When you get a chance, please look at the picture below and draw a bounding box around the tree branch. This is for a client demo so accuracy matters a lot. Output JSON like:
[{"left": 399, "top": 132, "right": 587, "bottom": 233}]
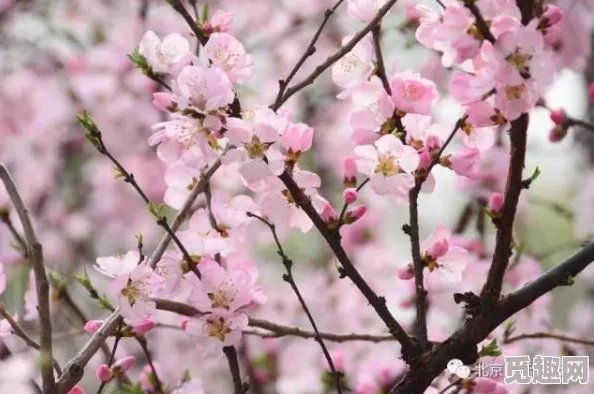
[
  {"left": 371, "top": 25, "right": 391, "bottom": 94},
  {"left": 223, "top": 346, "right": 247, "bottom": 394},
  {"left": 0, "top": 164, "right": 55, "bottom": 393},
  {"left": 480, "top": 114, "right": 528, "bottom": 306},
  {"left": 273, "top": 0, "right": 346, "bottom": 109},
  {"left": 505, "top": 332, "right": 594, "bottom": 347}
]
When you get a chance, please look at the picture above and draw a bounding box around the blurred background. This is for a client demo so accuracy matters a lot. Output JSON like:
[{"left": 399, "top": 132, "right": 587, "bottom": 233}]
[{"left": 1, "top": 0, "right": 594, "bottom": 393}]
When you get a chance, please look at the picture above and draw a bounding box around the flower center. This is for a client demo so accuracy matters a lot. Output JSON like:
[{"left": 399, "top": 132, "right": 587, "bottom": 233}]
[
  {"left": 402, "top": 84, "right": 422, "bottom": 102},
  {"left": 208, "top": 284, "right": 237, "bottom": 310},
  {"left": 505, "top": 85, "right": 525, "bottom": 100},
  {"left": 374, "top": 155, "right": 400, "bottom": 176},
  {"left": 245, "top": 135, "right": 266, "bottom": 159},
  {"left": 121, "top": 279, "right": 149, "bottom": 304},
  {"left": 205, "top": 316, "right": 232, "bottom": 342}
]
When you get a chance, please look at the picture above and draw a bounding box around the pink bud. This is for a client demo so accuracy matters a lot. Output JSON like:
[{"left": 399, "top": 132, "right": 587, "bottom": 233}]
[
  {"left": 181, "top": 319, "right": 189, "bottom": 330},
  {"left": 140, "top": 363, "right": 162, "bottom": 390},
  {"left": 322, "top": 203, "right": 337, "bottom": 223},
  {"left": 152, "top": 92, "right": 175, "bottom": 112},
  {"left": 345, "top": 205, "right": 367, "bottom": 224},
  {"left": 202, "top": 22, "right": 214, "bottom": 35},
  {"left": 473, "top": 377, "right": 498, "bottom": 393},
  {"left": 96, "top": 364, "right": 113, "bottom": 383},
  {"left": 418, "top": 150, "right": 432, "bottom": 171},
  {"left": 541, "top": 5, "right": 563, "bottom": 25},
  {"left": 254, "top": 368, "right": 269, "bottom": 383},
  {"left": 426, "top": 239, "right": 449, "bottom": 259},
  {"left": 84, "top": 320, "right": 104, "bottom": 334},
  {"left": 549, "top": 109, "right": 566, "bottom": 125},
  {"left": 321, "top": 349, "right": 346, "bottom": 372},
  {"left": 343, "top": 188, "right": 358, "bottom": 204},
  {"left": 488, "top": 192, "right": 504, "bottom": 213},
  {"left": 112, "top": 356, "right": 136, "bottom": 375},
  {"left": 132, "top": 319, "right": 155, "bottom": 335},
  {"left": 343, "top": 157, "right": 358, "bottom": 187},
  {"left": 68, "top": 386, "right": 86, "bottom": 394},
  {"left": 589, "top": 83, "right": 594, "bottom": 103},
  {"left": 397, "top": 264, "right": 415, "bottom": 280},
  {"left": 548, "top": 125, "right": 567, "bottom": 142}
]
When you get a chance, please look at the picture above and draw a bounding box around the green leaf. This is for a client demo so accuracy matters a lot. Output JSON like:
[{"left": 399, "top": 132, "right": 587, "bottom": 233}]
[
  {"left": 503, "top": 320, "right": 515, "bottom": 342},
  {"left": 127, "top": 48, "right": 150, "bottom": 73},
  {"left": 479, "top": 339, "right": 502, "bottom": 357},
  {"left": 201, "top": 3, "right": 210, "bottom": 23},
  {"left": 148, "top": 202, "right": 165, "bottom": 219},
  {"left": 98, "top": 294, "right": 115, "bottom": 311},
  {"left": 74, "top": 270, "right": 92, "bottom": 292},
  {"left": 76, "top": 111, "right": 102, "bottom": 149},
  {"left": 120, "top": 382, "right": 144, "bottom": 394}
]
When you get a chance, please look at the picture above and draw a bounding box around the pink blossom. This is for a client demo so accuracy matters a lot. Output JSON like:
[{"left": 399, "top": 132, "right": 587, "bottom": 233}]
[
  {"left": 347, "top": 0, "right": 387, "bottom": 22},
  {"left": 321, "top": 348, "right": 347, "bottom": 372},
  {"left": 343, "top": 188, "right": 358, "bottom": 204},
  {"left": 397, "top": 264, "right": 415, "bottom": 280},
  {"left": 492, "top": 383, "right": 509, "bottom": 394},
  {"left": 94, "top": 250, "right": 140, "bottom": 278},
  {"left": 446, "top": 147, "right": 481, "bottom": 178},
  {"left": 209, "top": 10, "right": 233, "bottom": 33},
  {"left": 259, "top": 169, "right": 322, "bottom": 232},
  {"left": 176, "top": 64, "right": 235, "bottom": 111},
  {"left": 589, "top": 83, "right": 594, "bottom": 102},
  {"left": 420, "top": 225, "right": 469, "bottom": 282},
  {"left": 154, "top": 251, "right": 185, "bottom": 296},
  {"left": 494, "top": 77, "right": 539, "bottom": 121},
  {"left": 205, "top": 33, "right": 255, "bottom": 83},
  {"left": 150, "top": 115, "right": 220, "bottom": 158},
  {"left": 282, "top": 122, "right": 314, "bottom": 161},
  {"left": 344, "top": 205, "right": 367, "bottom": 224},
  {"left": 332, "top": 36, "right": 375, "bottom": 96},
  {"left": 139, "top": 31, "right": 190, "bottom": 74},
  {"left": 131, "top": 319, "right": 156, "bottom": 335},
  {"left": 83, "top": 320, "right": 104, "bottom": 334},
  {"left": 96, "top": 364, "right": 113, "bottom": 383},
  {"left": 349, "top": 81, "right": 395, "bottom": 145},
  {"left": 110, "top": 263, "right": 163, "bottom": 324},
  {"left": 321, "top": 202, "right": 338, "bottom": 224},
  {"left": 188, "top": 259, "right": 252, "bottom": 313},
  {"left": 185, "top": 312, "right": 248, "bottom": 355},
  {"left": 389, "top": 71, "right": 438, "bottom": 115},
  {"left": 354, "top": 134, "right": 420, "bottom": 203}
]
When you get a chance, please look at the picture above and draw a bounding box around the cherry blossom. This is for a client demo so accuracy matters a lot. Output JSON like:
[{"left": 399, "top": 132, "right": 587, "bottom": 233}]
[
  {"left": 205, "top": 33, "right": 255, "bottom": 83},
  {"left": 420, "top": 225, "right": 469, "bottom": 282},
  {"left": 354, "top": 134, "right": 420, "bottom": 202},
  {"left": 389, "top": 70, "right": 438, "bottom": 115},
  {"left": 184, "top": 312, "right": 249, "bottom": 355},
  {"left": 139, "top": 31, "right": 190, "bottom": 74}
]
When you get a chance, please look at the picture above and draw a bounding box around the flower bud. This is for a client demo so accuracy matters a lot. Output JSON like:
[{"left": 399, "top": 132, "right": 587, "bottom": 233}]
[
  {"left": 132, "top": 319, "right": 155, "bottom": 335},
  {"left": 541, "top": 5, "right": 563, "bottom": 26},
  {"left": 488, "top": 192, "right": 504, "bottom": 214},
  {"left": 84, "top": 320, "right": 104, "bottom": 334},
  {"left": 112, "top": 356, "right": 136, "bottom": 376},
  {"left": 549, "top": 109, "right": 566, "bottom": 125},
  {"left": 548, "top": 124, "right": 567, "bottom": 142},
  {"left": 343, "top": 188, "right": 358, "bottom": 204},
  {"left": 343, "top": 157, "right": 357, "bottom": 188},
  {"left": 397, "top": 264, "right": 415, "bottom": 280},
  {"left": 321, "top": 203, "right": 337, "bottom": 224},
  {"left": 589, "top": 82, "right": 594, "bottom": 103},
  {"left": 343, "top": 205, "right": 367, "bottom": 225},
  {"left": 68, "top": 386, "right": 86, "bottom": 394},
  {"left": 152, "top": 92, "right": 176, "bottom": 112},
  {"left": 96, "top": 364, "right": 113, "bottom": 383}
]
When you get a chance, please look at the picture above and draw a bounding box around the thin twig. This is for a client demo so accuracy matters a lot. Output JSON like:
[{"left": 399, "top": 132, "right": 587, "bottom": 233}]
[
  {"left": 464, "top": 1, "right": 496, "bottom": 43},
  {"left": 96, "top": 325, "right": 122, "bottom": 394},
  {"left": 167, "top": 0, "right": 208, "bottom": 45},
  {"left": 0, "top": 211, "right": 28, "bottom": 255},
  {"left": 272, "top": 0, "right": 399, "bottom": 110},
  {"left": 505, "top": 332, "right": 594, "bottom": 347},
  {"left": 246, "top": 212, "right": 343, "bottom": 393},
  {"left": 0, "top": 165, "right": 55, "bottom": 392},
  {"left": 273, "top": 0, "right": 346, "bottom": 108}
]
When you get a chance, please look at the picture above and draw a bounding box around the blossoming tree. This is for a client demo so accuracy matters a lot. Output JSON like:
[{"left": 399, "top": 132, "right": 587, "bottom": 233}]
[{"left": 1, "top": 0, "right": 594, "bottom": 393}]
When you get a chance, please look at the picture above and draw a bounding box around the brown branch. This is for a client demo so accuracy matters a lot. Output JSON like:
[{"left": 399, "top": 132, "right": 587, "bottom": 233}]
[
  {"left": 480, "top": 114, "right": 528, "bottom": 306},
  {"left": 505, "top": 332, "right": 594, "bottom": 347},
  {"left": 272, "top": 0, "right": 399, "bottom": 110},
  {"left": 273, "top": 0, "right": 346, "bottom": 108},
  {"left": 136, "top": 337, "right": 165, "bottom": 394},
  {"left": 0, "top": 164, "right": 55, "bottom": 392},
  {"left": 276, "top": 171, "right": 419, "bottom": 362},
  {"left": 463, "top": 1, "right": 496, "bottom": 43},
  {"left": 167, "top": 0, "right": 208, "bottom": 46}
]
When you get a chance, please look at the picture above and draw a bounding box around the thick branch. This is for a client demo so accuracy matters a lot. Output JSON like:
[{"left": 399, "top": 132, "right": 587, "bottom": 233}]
[
  {"left": 223, "top": 346, "right": 247, "bottom": 394},
  {"left": 0, "top": 165, "right": 55, "bottom": 393}
]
